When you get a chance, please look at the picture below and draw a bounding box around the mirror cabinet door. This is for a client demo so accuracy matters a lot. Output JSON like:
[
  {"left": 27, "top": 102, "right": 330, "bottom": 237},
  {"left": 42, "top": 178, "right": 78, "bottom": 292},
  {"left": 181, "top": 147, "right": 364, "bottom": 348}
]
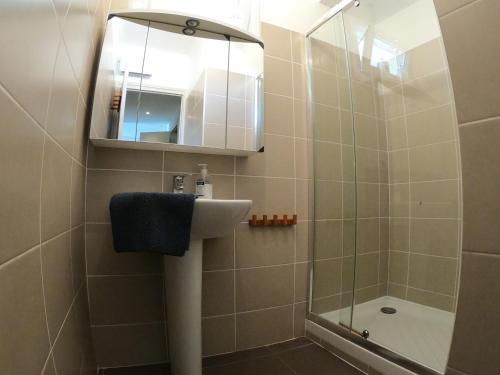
[
  {"left": 90, "top": 16, "right": 264, "bottom": 153},
  {"left": 91, "top": 17, "right": 149, "bottom": 140},
  {"left": 227, "top": 38, "right": 264, "bottom": 151}
]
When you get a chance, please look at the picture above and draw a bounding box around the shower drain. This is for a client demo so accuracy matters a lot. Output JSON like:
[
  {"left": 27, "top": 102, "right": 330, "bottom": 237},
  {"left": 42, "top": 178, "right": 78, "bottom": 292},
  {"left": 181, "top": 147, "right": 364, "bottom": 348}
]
[{"left": 381, "top": 307, "right": 397, "bottom": 314}]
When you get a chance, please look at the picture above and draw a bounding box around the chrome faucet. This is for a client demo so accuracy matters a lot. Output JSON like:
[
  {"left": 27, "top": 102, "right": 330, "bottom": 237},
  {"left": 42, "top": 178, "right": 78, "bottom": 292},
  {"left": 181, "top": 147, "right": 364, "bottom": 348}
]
[{"left": 173, "top": 175, "right": 186, "bottom": 193}]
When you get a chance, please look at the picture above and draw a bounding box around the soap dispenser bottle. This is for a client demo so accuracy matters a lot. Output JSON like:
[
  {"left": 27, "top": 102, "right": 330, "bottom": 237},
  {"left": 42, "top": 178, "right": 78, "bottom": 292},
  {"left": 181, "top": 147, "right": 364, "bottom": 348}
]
[{"left": 195, "top": 164, "right": 213, "bottom": 199}]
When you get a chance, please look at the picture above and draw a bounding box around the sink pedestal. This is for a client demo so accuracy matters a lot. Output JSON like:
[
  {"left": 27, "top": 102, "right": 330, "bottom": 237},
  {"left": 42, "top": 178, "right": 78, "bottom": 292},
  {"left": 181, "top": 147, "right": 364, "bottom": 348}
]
[{"left": 164, "top": 239, "right": 203, "bottom": 375}]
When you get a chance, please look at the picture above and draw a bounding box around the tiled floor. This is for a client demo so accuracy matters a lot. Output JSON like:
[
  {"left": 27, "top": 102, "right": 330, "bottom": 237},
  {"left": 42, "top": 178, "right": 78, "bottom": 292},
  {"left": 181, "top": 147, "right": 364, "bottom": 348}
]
[
  {"left": 321, "top": 296, "right": 454, "bottom": 373},
  {"left": 99, "top": 337, "right": 365, "bottom": 375}
]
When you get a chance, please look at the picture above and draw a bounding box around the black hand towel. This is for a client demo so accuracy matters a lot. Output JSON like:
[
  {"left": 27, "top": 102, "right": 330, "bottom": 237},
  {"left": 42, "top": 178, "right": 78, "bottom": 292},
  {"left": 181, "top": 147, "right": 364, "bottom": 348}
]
[{"left": 109, "top": 192, "right": 196, "bottom": 256}]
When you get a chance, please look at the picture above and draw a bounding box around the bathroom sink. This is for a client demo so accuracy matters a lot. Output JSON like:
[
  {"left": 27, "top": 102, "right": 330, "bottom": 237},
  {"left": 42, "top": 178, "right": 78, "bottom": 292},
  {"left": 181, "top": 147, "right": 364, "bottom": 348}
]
[
  {"left": 191, "top": 199, "right": 252, "bottom": 240},
  {"left": 164, "top": 199, "right": 252, "bottom": 375}
]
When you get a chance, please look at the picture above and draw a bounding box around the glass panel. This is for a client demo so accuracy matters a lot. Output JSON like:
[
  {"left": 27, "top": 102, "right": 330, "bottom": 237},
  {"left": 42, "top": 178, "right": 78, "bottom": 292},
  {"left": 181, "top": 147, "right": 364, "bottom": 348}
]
[
  {"left": 90, "top": 17, "right": 148, "bottom": 139},
  {"left": 343, "top": 0, "right": 461, "bottom": 373},
  {"left": 136, "top": 22, "right": 229, "bottom": 147},
  {"left": 227, "top": 37, "right": 264, "bottom": 151},
  {"left": 308, "top": 12, "right": 357, "bottom": 331}
]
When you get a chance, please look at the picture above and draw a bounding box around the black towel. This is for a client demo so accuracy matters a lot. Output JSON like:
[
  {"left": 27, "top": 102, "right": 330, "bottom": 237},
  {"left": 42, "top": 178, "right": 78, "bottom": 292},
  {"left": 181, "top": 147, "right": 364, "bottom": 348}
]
[{"left": 109, "top": 192, "right": 196, "bottom": 256}]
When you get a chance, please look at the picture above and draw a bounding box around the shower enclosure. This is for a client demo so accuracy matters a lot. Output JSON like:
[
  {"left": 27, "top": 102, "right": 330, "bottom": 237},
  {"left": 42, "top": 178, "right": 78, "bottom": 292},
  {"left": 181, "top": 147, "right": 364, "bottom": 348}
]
[{"left": 306, "top": 0, "right": 462, "bottom": 373}]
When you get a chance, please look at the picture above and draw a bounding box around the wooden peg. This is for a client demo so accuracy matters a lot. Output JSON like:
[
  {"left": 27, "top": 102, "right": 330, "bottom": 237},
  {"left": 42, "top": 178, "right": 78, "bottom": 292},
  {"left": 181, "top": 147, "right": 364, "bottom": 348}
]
[{"left": 263, "top": 215, "right": 268, "bottom": 225}]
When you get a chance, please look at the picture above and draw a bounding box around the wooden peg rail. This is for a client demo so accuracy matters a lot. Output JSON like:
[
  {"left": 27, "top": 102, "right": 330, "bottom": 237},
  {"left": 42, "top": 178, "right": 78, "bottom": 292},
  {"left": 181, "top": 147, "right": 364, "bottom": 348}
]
[{"left": 249, "top": 214, "right": 297, "bottom": 227}]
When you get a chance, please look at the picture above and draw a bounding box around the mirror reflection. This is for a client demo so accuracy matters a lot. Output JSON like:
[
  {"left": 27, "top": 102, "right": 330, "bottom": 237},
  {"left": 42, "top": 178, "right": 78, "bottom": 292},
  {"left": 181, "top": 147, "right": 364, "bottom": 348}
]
[{"left": 91, "top": 16, "right": 264, "bottom": 153}]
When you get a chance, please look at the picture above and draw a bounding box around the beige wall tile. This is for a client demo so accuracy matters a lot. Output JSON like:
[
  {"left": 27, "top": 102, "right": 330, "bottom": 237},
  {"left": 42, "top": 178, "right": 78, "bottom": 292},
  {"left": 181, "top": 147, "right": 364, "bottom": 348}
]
[
  {"left": 41, "top": 138, "right": 72, "bottom": 241},
  {"left": 70, "top": 226, "right": 86, "bottom": 292},
  {"left": 314, "top": 104, "right": 341, "bottom": 143},
  {"left": 460, "top": 119, "right": 500, "bottom": 254},
  {"left": 42, "top": 232, "right": 74, "bottom": 342},
  {"left": 439, "top": 0, "right": 500, "bottom": 123},
  {"left": 390, "top": 218, "right": 409, "bottom": 251},
  {"left": 410, "top": 180, "right": 459, "bottom": 218},
  {"left": 379, "top": 252, "right": 389, "bottom": 283},
  {"left": 409, "top": 141, "right": 458, "bottom": 182},
  {"left": 88, "top": 275, "right": 163, "bottom": 325},
  {"left": 356, "top": 219, "right": 380, "bottom": 253},
  {"left": 86, "top": 170, "right": 162, "bottom": 222},
  {"left": 383, "top": 85, "right": 405, "bottom": 119},
  {"left": 355, "top": 285, "right": 379, "bottom": 304},
  {"left": 386, "top": 117, "right": 407, "bottom": 151},
  {"left": 311, "top": 295, "right": 341, "bottom": 314},
  {"left": 264, "top": 56, "right": 293, "bottom": 96},
  {"left": 0, "top": 89, "right": 44, "bottom": 263},
  {"left": 406, "top": 104, "right": 455, "bottom": 147},
  {"left": 236, "top": 134, "right": 294, "bottom": 177},
  {"left": 236, "top": 176, "right": 295, "bottom": 220},
  {"left": 387, "top": 283, "right": 406, "bottom": 299},
  {"left": 264, "top": 93, "right": 294, "bottom": 136},
  {"left": 314, "top": 141, "right": 342, "bottom": 181},
  {"left": 295, "top": 262, "right": 309, "bottom": 303},
  {"left": 408, "top": 254, "right": 456, "bottom": 295},
  {"left": 388, "top": 252, "right": 408, "bottom": 285},
  {"left": 293, "top": 63, "right": 306, "bottom": 100},
  {"left": 46, "top": 44, "right": 79, "bottom": 154},
  {"left": 410, "top": 219, "right": 459, "bottom": 257},
  {"left": 294, "top": 99, "right": 308, "bottom": 139},
  {"left": 296, "top": 179, "right": 312, "bottom": 221},
  {"left": 72, "top": 97, "right": 87, "bottom": 164},
  {"left": 314, "top": 220, "right": 342, "bottom": 260},
  {"left": 357, "top": 183, "right": 380, "bottom": 219},
  {"left": 342, "top": 145, "right": 355, "bottom": 182},
  {"left": 389, "top": 183, "right": 409, "bottom": 217},
  {"left": 403, "top": 70, "right": 452, "bottom": 114},
  {"left": 295, "top": 221, "right": 312, "bottom": 262},
  {"left": 402, "top": 38, "right": 446, "bottom": 81},
  {"left": 88, "top": 146, "right": 163, "bottom": 171},
  {"left": 433, "top": 0, "right": 477, "bottom": 16},
  {"left": 202, "top": 315, "right": 235, "bottom": 356},
  {"left": 341, "top": 110, "right": 354, "bottom": 145},
  {"left": 356, "top": 147, "right": 379, "bottom": 183},
  {"left": 163, "top": 152, "right": 234, "bottom": 174},
  {"left": 355, "top": 253, "right": 380, "bottom": 289},
  {"left": 92, "top": 323, "right": 167, "bottom": 368},
  {"left": 448, "top": 252, "right": 500, "bottom": 374},
  {"left": 354, "top": 113, "right": 379, "bottom": 149},
  {"left": 71, "top": 161, "right": 85, "bottom": 228},
  {"left": 236, "top": 265, "right": 294, "bottom": 312},
  {"left": 294, "top": 302, "right": 307, "bottom": 336},
  {"left": 203, "top": 233, "right": 235, "bottom": 271},
  {"left": 235, "top": 305, "right": 293, "bottom": 350},
  {"left": 41, "top": 356, "right": 57, "bottom": 375},
  {"left": 389, "top": 150, "right": 409, "bottom": 183},
  {"left": 0, "top": 0, "right": 59, "bottom": 124},
  {"left": 261, "top": 23, "right": 291, "bottom": 61},
  {"left": 291, "top": 32, "right": 305, "bottom": 65},
  {"left": 0, "top": 248, "right": 50, "bottom": 375},
  {"left": 295, "top": 138, "right": 309, "bottom": 179},
  {"left": 203, "top": 270, "right": 235, "bottom": 317},
  {"left": 310, "top": 38, "right": 336, "bottom": 74},
  {"left": 352, "top": 81, "right": 375, "bottom": 117},
  {"left": 313, "top": 259, "right": 342, "bottom": 298},
  {"left": 86, "top": 223, "right": 162, "bottom": 275},
  {"left": 407, "top": 287, "right": 454, "bottom": 311},
  {"left": 314, "top": 180, "right": 342, "bottom": 220},
  {"left": 311, "top": 69, "right": 338, "bottom": 107},
  {"left": 53, "top": 287, "right": 94, "bottom": 375},
  {"left": 236, "top": 224, "right": 294, "bottom": 268}
]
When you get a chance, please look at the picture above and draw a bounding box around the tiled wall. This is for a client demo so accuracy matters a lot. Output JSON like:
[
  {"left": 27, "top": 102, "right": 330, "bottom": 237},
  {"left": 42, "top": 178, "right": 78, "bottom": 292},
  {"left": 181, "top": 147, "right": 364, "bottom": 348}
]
[
  {"left": 379, "top": 37, "right": 462, "bottom": 312},
  {"left": 85, "top": 22, "right": 311, "bottom": 367},
  {"left": 433, "top": 0, "right": 500, "bottom": 373},
  {"left": 309, "top": 33, "right": 389, "bottom": 313},
  {"left": 0, "top": 0, "right": 108, "bottom": 374}
]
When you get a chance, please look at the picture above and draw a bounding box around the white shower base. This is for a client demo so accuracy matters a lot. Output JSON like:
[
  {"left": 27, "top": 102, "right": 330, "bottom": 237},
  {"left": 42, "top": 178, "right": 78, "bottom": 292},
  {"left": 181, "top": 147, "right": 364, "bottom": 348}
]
[{"left": 319, "top": 296, "right": 454, "bottom": 373}]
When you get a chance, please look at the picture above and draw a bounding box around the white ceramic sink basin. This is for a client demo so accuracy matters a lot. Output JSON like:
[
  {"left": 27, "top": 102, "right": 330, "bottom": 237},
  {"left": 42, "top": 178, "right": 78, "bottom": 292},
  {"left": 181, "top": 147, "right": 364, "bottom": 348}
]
[
  {"left": 191, "top": 199, "right": 252, "bottom": 240},
  {"left": 164, "top": 199, "right": 252, "bottom": 375}
]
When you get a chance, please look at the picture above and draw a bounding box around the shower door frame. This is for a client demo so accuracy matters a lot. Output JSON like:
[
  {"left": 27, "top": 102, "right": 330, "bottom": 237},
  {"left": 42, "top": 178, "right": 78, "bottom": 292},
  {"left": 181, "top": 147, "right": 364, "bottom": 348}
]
[{"left": 305, "top": 2, "right": 442, "bottom": 374}]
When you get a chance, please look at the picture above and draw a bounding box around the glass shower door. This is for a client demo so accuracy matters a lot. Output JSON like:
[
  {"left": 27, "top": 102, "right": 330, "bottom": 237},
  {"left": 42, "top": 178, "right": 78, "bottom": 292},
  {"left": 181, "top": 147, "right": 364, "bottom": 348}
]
[
  {"left": 343, "top": 0, "right": 462, "bottom": 372},
  {"left": 308, "top": 10, "right": 356, "bottom": 331}
]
